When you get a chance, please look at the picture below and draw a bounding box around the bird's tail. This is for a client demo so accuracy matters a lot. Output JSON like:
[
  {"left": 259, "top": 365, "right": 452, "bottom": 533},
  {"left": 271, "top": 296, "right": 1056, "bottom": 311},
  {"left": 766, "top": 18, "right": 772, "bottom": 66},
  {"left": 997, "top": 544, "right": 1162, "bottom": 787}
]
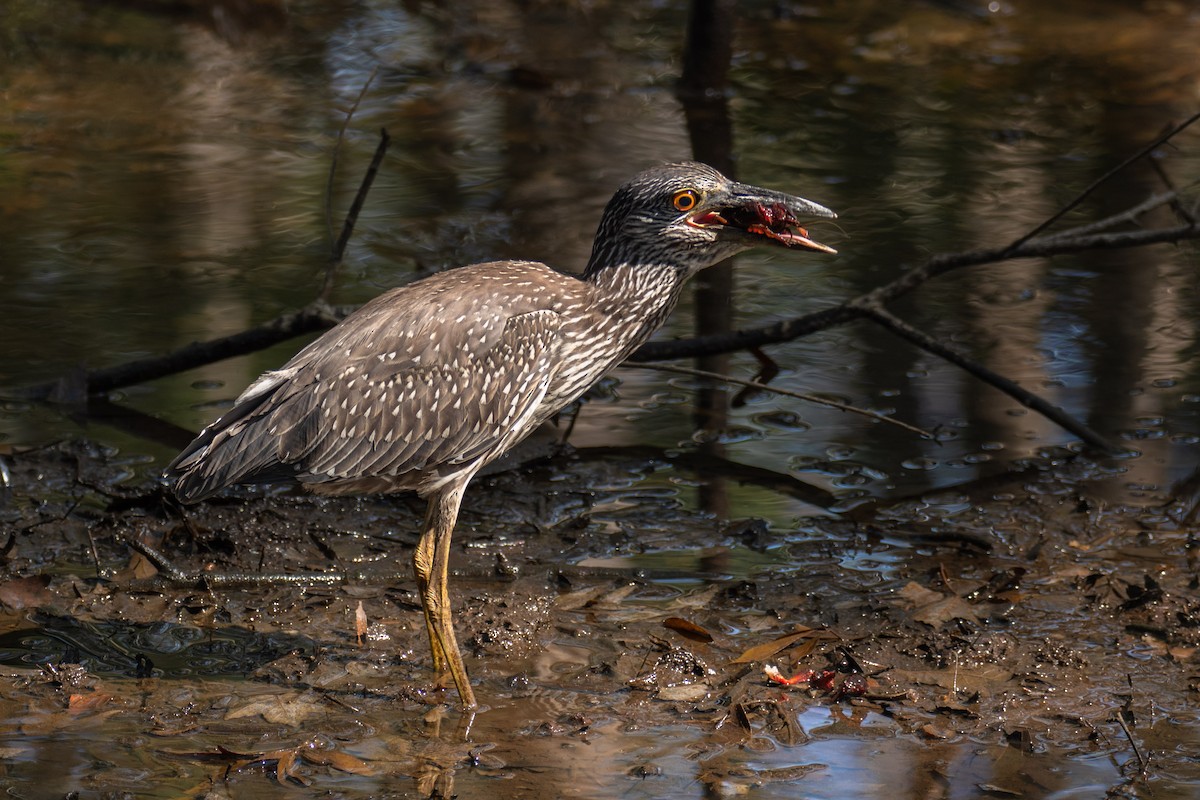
[{"left": 163, "top": 385, "right": 301, "bottom": 503}]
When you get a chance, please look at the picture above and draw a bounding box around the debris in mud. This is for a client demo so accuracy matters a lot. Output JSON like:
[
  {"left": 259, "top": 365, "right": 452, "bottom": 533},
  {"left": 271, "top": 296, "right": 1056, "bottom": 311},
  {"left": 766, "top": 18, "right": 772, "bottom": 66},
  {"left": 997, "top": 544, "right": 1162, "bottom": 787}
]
[
  {"left": 0, "top": 441, "right": 1199, "bottom": 796},
  {"left": 160, "top": 738, "right": 375, "bottom": 786}
]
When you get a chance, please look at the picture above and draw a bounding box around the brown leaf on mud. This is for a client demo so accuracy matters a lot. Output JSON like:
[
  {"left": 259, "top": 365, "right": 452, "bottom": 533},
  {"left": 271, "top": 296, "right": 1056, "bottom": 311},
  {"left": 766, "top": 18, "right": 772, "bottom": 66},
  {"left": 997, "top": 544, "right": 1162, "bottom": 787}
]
[
  {"left": 731, "top": 627, "right": 832, "bottom": 664},
  {"left": 553, "top": 585, "right": 613, "bottom": 611},
  {"left": 160, "top": 741, "right": 375, "bottom": 784},
  {"left": 68, "top": 692, "right": 112, "bottom": 714},
  {"left": 586, "top": 583, "right": 641, "bottom": 609},
  {"left": 1168, "top": 646, "right": 1196, "bottom": 661},
  {"left": 0, "top": 575, "right": 52, "bottom": 610},
  {"left": 126, "top": 549, "right": 159, "bottom": 580},
  {"left": 896, "top": 581, "right": 980, "bottom": 626},
  {"left": 224, "top": 692, "right": 322, "bottom": 726},
  {"left": 273, "top": 749, "right": 298, "bottom": 785},
  {"left": 663, "top": 617, "right": 713, "bottom": 643},
  {"left": 301, "top": 748, "right": 375, "bottom": 776},
  {"left": 896, "top": 581, "right": 943, "bottom": 606},
  {"left": 914, "top": 596, "right": 980, "bottom": 626},
  {"left": 733, "top": 702, "right": 753, "bottom": 732},
  {"left": 890, "top": 665, "right": 1012, "bottom": 694}
]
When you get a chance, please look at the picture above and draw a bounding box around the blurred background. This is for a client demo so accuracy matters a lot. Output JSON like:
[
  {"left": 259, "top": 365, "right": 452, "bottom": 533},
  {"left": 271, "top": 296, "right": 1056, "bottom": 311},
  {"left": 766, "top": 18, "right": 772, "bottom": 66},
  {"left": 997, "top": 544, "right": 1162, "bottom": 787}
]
[{"left": 1, "top": 0, "right": 1199, "bottom": 523}]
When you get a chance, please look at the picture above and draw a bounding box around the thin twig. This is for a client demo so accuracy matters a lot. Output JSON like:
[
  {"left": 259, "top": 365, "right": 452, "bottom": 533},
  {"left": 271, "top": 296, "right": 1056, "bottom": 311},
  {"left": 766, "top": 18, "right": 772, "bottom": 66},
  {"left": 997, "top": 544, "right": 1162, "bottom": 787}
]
[
  {"left": 851, "top": 301, "right": 1122, "bottom": 453},
  {"left": 321, "top": 127, "right": 392, "bottom": 301},
  {"left": 623, "top": 362, "right": 935, "bottom": 439},
  {"left": 1115, "top": 708, "right": 1148, "bottom": 776},
  {"left": 117, "top": 532, "right": 346, "bottom": 588},
  {"left": 324, "top": 67, "right": 380, "bottom": 246},
  {"left": 1002, "top": 108, "right": 1200, "bottom": 255},
  {"left": 1037, "top": 190, "right": 1178, "bottom": 241}
]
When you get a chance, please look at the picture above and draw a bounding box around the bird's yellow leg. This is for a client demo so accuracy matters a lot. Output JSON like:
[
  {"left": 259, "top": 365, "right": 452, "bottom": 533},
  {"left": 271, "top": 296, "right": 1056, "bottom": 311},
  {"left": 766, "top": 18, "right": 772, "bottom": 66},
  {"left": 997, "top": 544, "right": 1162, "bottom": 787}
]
[
  {"left": 413, "top": 524, "right": 448, "bottom": 672},
  {"left": 413, "top": 481, "right": 477, "bottom": 709}
]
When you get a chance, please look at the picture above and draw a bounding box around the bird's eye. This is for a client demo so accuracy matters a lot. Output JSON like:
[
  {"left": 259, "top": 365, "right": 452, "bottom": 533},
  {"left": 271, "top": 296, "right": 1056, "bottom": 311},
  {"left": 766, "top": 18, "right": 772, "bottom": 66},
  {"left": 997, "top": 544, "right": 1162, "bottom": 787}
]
[{"left": 672, "top": 189, "right": 699, "bottom": 212}]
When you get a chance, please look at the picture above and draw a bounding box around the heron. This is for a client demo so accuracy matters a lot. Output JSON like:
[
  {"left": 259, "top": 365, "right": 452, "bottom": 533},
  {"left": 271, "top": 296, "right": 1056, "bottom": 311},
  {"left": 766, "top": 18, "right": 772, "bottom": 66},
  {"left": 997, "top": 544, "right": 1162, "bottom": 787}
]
[{"left": 164, "top": 161, "right": 836, "bottom": 709}]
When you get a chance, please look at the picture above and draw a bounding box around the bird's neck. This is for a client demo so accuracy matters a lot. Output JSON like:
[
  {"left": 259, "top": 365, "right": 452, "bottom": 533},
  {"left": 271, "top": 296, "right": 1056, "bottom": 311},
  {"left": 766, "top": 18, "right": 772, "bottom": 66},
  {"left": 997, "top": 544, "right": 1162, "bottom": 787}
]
[{"left": 584, "top": 261, "right": 691, "bottom": 340}]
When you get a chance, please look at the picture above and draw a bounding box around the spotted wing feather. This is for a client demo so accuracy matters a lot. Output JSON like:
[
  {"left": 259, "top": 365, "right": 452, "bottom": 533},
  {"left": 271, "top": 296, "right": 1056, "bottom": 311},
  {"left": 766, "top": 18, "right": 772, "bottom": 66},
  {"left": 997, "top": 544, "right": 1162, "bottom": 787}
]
[{"left": 166, "top": 262, "right": 573, "bottom": 502}]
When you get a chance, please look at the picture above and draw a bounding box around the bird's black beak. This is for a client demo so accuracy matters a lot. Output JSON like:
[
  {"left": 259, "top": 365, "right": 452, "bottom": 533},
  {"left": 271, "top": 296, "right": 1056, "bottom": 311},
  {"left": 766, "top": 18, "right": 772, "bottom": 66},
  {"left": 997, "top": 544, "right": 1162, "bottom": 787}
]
[{"left": 688, "top": 184, "right": 837, "bottom": 254}]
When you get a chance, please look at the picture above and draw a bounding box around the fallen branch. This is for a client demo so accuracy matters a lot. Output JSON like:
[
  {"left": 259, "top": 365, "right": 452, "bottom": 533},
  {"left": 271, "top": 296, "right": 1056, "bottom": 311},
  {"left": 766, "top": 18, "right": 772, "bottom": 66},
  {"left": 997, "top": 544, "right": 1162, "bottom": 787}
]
[
  {"left": 631, "top": 220, "right": 1200, "bottom": 363},
  {"left": 851, "top": 302, "right": 1116, "bottom": 452},
  {"left": 9, "top": 119, "right": 1200, "bottom": 456},
  {"left": 7, "top": 303, "right": 349, "bottom": 402},
  {"left": 621, "top": 362, "right": 935, "bottom": 440}
]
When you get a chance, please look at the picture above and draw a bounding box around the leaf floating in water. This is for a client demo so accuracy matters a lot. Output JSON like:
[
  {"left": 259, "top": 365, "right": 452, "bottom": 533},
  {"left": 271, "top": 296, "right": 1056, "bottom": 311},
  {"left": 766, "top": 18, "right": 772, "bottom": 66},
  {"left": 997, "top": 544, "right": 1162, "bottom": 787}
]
[{"left": 663, "top": 616, "right": 713, "bottom": 643}]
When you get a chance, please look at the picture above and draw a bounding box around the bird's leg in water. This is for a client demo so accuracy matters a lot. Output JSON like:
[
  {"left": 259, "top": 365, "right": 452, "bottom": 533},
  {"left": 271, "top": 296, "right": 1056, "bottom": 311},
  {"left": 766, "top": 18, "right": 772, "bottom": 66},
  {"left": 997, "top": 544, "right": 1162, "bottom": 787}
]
[{"left": 413, "top": 479, "right": 477, "bottom": 709}]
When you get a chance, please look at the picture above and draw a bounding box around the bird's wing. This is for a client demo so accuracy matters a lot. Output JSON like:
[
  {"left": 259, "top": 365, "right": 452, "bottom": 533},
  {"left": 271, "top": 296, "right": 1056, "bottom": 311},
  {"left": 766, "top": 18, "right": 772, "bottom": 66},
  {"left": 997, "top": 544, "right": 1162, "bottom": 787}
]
[
  {"left": 292, "top": 307, "right": 564, "bottom": 484},
  {"left": 165, "top": 274, "right": 571, "bottom": 502}
]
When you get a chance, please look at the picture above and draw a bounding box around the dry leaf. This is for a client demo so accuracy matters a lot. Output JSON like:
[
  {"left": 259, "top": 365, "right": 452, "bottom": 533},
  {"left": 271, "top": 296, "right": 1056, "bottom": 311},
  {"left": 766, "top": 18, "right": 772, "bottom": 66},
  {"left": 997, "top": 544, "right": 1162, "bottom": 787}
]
[
  {"left": 731, "top": 628, "right": 827, "bottom": 664},
  {"left": 896, "top": 581, "right": 980, "bottom": 626},
  {"left": 302, "top": 749, "right": 375, "bottom": 776},
  {"left": 553, "top": 585, "right": 610, "bottom": 611},
  {"left": 68, "top": 692, "right": 112, "bottom": 714},
  {"left": 656, "top": 684, "right": 709, "bottom": 702},
  {"left": 890, "top": 666, "right": 1012, "bottom": 694},
  {"left": 0, "top": 575, "right": 52, "bottom": 610},
  {"left": 896, "top": 581, "right": 944, "bottom": 606},
  {"left": 275, "top": 749, "right": 296, "bottom": 785},
  {"left": 127, "top": 550, "right": 159, "bottom": 580},
  {"left": 587, "top": 584, "right": 640, "bottom": 609},
  {"left": 663, "top": 617, "right": 713, "bottom": 643},
  {"left": 913, "top": 596, "right": 980, "bottom": 626},
  {"left": 224, "top": 693, "right": 321, "bottom": 726}
]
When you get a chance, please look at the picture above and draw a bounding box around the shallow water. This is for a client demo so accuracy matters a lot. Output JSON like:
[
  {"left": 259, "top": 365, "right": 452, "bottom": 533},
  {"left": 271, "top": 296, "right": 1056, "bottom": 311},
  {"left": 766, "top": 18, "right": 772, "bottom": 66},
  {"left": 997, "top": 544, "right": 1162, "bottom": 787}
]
[
  {"left": 2, "top": 1, "right": 1200, "bottom": 797},
  {"left": 2, "top": 0, "right": 1199, "bottom": 507}
]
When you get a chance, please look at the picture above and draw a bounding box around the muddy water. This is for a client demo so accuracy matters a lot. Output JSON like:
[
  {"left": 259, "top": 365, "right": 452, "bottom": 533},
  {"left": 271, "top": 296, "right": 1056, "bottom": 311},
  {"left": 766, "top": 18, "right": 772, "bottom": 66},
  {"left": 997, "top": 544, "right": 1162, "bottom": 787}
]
[{"left": 1, "top": 1, "right": 1200, "bottom": 798}]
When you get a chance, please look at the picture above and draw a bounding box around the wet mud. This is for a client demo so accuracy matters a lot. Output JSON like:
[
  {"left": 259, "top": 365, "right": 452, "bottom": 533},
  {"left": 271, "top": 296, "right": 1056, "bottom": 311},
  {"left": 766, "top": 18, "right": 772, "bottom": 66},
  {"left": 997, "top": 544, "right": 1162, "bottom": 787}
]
[{"left": 0, "top": 440, "right": 1197, "bottom": 798}]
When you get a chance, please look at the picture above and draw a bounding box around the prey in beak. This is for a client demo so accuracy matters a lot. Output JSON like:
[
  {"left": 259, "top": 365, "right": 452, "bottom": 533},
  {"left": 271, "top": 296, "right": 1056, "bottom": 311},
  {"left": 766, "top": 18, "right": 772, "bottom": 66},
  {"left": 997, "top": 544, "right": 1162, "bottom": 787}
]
[{"left": 688, "top": 185, "right": 837, "bottom": 254}]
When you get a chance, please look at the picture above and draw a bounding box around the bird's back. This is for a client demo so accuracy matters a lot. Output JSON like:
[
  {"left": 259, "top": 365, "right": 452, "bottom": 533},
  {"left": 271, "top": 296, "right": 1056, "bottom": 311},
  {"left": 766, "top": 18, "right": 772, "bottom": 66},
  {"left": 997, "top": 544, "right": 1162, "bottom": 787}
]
[{"left": 165, "top": 260, "right": 602, "bottom": 501}]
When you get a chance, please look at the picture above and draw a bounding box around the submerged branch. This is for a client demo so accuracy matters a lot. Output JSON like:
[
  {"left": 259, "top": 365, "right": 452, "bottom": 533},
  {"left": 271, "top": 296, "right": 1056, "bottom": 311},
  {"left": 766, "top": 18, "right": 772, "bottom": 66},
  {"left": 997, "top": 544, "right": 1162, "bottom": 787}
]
[
  {"left": 8, "top": 303, "right": 351, "bottom": 402},
  {"left": 852, "top": 303, "right": 1120, "bottom": 453},
  {"left": 622, "top": 361, "right": 935, "bottom": 440}
]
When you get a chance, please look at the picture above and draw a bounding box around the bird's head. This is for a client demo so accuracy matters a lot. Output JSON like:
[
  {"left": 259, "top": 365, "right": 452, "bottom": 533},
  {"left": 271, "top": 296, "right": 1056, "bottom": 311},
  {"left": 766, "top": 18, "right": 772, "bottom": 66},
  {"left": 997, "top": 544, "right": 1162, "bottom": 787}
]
[{"left": 584, "top": 161, "right": 836, "bottom": 279}]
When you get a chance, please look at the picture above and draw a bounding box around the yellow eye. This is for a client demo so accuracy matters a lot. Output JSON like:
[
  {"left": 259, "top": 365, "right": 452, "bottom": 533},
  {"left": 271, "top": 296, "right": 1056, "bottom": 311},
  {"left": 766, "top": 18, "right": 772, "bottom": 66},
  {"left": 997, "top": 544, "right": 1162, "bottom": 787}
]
[{"left": 672, "top": 189, "right": 699, "bottom": 212}]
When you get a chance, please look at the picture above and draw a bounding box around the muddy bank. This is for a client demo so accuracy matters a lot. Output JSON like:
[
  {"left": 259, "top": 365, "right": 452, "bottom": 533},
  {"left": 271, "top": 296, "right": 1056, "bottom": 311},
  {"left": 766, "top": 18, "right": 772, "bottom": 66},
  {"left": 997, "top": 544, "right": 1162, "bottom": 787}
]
[{"left": 0, "top": 440, "right": 1195, "bottom": 797}]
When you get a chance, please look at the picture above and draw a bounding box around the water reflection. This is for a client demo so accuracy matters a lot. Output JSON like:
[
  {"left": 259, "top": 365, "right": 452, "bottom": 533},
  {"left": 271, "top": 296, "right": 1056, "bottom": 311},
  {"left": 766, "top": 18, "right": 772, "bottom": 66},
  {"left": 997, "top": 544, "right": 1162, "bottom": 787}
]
[{"left": 3, "top": 1, "right": 1198, "bottom": 507}]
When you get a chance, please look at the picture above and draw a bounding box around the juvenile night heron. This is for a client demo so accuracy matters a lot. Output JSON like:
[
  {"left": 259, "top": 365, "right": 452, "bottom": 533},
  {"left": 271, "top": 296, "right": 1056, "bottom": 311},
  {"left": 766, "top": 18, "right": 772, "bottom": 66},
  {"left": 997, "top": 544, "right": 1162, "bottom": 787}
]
[{"left": 164, "top": 162, "right": 836, "bottom": 709}]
